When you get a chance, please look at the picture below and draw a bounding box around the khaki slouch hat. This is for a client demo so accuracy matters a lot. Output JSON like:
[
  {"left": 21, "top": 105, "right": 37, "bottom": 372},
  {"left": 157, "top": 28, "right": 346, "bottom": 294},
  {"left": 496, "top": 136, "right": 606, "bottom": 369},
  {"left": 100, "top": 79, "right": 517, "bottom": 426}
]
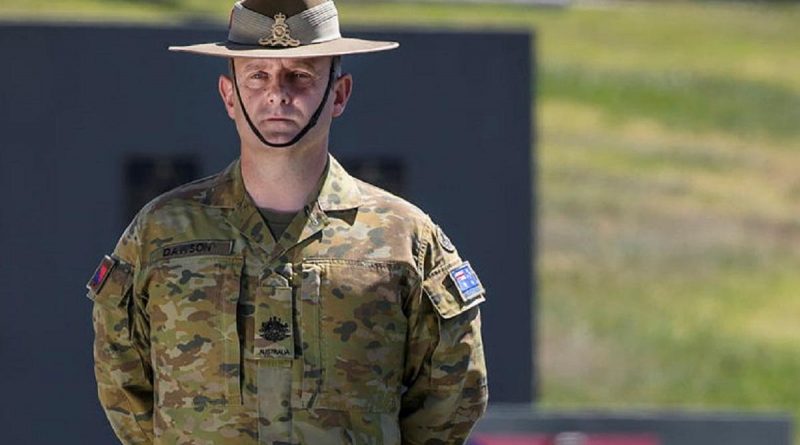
[{"left": 169, "top": 0, "right": 398, "bottom": 58}]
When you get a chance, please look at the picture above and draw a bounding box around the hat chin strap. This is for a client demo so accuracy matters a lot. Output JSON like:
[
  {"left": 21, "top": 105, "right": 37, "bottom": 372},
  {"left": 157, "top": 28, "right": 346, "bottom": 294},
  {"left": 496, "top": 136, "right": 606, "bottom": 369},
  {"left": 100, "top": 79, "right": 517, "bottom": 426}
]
[{"left": 230, "top": 59, "right": 336, "bottom": 148}]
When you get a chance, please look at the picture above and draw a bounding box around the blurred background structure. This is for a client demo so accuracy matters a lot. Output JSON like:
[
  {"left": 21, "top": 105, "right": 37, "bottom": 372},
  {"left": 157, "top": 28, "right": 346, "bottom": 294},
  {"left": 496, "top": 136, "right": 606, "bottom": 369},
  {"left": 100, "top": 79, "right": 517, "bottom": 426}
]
[
  {"left": 2, "top": 0, "right": 800, "bottom": 443},
  {"left": 0, "top": 8, "right": 535, "bottom": 445}
]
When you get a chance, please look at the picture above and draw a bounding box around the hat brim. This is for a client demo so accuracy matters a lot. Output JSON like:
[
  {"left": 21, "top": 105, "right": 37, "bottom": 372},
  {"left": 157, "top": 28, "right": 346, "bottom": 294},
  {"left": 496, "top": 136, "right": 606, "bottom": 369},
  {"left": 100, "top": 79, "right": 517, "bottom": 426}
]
[{"left": 169, "top": 37, "right": 398, "bottom": 58}]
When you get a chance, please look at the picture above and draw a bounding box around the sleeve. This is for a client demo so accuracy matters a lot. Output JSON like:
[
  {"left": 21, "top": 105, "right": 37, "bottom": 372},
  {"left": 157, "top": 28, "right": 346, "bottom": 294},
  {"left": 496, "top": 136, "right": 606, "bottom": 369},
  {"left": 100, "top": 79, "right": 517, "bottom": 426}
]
[
  {"left": 400, "top": 223, "right": 489, "bottom": 445},
  {"left": 87, "top": 221, "right": 154, "bottom": 444}
]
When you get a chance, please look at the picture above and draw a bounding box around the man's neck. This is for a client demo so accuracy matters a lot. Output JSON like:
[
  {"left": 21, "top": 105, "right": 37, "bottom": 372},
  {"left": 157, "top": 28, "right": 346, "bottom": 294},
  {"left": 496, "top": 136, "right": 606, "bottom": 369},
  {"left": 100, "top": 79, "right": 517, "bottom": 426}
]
[{"left": 240, "top": 142, "right": 329, "bottom": 213}]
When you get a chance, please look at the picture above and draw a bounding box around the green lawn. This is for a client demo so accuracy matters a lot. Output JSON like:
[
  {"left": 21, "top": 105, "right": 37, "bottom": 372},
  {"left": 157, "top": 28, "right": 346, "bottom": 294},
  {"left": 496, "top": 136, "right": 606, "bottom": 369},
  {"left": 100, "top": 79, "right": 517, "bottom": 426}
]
[{"left": 7, "top": 0, "right": 800, "bottom": 436}]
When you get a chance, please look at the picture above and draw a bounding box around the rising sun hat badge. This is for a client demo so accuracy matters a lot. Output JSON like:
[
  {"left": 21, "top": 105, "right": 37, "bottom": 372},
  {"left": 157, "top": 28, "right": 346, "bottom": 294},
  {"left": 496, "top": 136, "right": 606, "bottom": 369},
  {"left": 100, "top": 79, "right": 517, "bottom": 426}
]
[{"left": 258, "top": 13, "right": 301, "bottom": 47}]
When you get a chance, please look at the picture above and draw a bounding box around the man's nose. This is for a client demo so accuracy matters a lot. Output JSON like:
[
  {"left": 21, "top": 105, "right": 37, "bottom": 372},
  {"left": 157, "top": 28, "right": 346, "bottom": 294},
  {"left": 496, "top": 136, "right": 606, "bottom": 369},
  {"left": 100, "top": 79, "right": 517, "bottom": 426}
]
[{"left": 265, "top": 78, "right": 290, "bottom": 105}]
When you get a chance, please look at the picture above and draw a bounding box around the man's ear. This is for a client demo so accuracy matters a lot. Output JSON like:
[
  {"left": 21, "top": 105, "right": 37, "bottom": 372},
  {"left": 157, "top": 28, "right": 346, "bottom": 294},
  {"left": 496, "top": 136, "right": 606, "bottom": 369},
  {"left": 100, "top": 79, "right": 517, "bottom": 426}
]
[
  {"left": 332, "top": 73, "right": 353, "bottom": 118},
  {"left": 218, "top": 74, "right": 237, "bottom": 120}
]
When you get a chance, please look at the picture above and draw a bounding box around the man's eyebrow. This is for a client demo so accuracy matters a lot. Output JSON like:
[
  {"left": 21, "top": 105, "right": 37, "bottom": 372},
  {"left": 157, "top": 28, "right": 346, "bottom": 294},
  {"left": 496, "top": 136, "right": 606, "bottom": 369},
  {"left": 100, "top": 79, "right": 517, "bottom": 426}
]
[
  {"left": 286, "top": 61, "right": 319, "bottom": 71},
  {"left": 241, "top": 61, "right": 266, "bottom": 71}
]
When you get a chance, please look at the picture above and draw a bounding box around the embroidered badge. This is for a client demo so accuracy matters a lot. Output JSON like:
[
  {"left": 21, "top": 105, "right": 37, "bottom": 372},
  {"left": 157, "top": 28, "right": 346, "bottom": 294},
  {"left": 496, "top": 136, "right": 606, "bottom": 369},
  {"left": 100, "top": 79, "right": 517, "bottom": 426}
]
[
  {"left": 437, "top": 226, "right": 456, "bottom": 253},
  {"left": 260, "top": 316, "right": 290, "bottom": 342},
  {"left": 159, "top": 240, "right": 234, "bottom": 260},
  {"left": 448, "top": 261, "right": 485, "bottom": 303},
  {"left": 258, "top": 13, "right": 301, "bottom": 47},
  {"left": 87, "top": 255, "right": 117, "bottom": 293}
]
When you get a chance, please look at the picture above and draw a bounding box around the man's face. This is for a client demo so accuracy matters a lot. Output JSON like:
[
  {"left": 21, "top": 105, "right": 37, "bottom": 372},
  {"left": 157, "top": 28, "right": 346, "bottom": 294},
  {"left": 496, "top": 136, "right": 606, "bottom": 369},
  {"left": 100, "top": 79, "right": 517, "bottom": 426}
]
[{"left": 219, "top": 56, "right": 352, "bottom": 148}]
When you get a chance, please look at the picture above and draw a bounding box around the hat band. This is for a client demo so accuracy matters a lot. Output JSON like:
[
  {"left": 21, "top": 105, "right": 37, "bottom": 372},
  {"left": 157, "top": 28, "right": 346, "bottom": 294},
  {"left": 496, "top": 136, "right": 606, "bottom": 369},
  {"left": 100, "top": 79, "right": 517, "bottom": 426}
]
[{"left": 228, "top": 1, "right": 341, "bottom": 46}]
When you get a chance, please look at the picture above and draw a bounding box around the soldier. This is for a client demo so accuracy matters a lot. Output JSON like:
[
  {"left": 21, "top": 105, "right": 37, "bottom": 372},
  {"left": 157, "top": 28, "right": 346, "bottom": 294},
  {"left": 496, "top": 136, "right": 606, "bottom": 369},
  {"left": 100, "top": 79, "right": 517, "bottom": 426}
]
[{"left": 86, "top": 0, "right": 488, "bottom": 444}]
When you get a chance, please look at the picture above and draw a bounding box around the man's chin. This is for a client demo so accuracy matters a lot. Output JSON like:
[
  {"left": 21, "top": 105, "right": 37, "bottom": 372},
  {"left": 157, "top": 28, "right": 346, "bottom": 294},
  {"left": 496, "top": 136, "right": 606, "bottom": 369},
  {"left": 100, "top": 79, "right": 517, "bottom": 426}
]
[{"left": 256, "top": 131, "right": 301, "bottom": 147}]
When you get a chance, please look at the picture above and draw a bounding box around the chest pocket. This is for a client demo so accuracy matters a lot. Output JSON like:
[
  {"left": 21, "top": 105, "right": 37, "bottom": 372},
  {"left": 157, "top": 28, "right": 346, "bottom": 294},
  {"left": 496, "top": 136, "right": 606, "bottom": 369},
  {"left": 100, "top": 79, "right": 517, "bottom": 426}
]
[
  {"left": 302, "top": 259, "right": 409, "bottom": 413},
  {"left": 144, "top": 255, "right": 243, "bottom": 409}
]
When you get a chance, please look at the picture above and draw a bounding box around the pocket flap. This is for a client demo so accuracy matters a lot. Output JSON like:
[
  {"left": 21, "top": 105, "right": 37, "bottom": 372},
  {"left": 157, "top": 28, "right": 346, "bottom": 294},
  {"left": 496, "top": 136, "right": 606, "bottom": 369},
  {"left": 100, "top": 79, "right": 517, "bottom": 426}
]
[{"left": 422, "top": 261, "right": 486, "bottom": 319}]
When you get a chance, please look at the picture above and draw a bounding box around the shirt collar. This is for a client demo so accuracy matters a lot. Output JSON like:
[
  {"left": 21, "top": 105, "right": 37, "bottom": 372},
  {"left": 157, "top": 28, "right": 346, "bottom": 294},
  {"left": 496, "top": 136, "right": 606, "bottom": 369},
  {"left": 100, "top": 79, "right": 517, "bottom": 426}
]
[{"left": 316, "top": 155, "right": 363, "bottom": 212}]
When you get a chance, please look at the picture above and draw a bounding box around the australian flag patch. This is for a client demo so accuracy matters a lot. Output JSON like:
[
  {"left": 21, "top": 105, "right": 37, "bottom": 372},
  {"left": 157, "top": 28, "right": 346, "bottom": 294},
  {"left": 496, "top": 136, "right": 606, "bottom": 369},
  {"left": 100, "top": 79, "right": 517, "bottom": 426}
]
[{"left": 448, "top": 261, "right": 485, "bottom": 303}]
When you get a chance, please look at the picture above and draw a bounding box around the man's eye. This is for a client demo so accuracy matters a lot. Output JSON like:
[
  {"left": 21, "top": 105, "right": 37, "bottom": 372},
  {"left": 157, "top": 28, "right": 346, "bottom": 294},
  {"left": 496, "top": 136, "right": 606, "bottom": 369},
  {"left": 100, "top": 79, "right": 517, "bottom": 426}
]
[
  {"left": 251, "top": 72, "right": 267, "bottom": 80},
  {"left": 292, "top": 72, "right": 312, "bottom": 80}
]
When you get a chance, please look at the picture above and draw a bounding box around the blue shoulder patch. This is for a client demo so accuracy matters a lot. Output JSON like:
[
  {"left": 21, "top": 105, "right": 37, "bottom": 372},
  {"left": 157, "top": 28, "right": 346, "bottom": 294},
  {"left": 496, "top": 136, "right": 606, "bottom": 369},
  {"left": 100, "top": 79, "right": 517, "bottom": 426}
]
[{"left": 448, "top": 261, "right": 485, "bottom": 303}]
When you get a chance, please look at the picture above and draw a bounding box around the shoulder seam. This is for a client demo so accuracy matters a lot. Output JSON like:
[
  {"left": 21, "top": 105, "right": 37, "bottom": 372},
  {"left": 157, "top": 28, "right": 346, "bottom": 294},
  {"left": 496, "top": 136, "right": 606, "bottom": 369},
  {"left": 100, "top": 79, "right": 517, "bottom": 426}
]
[{"left": 416, "top": 218, "right": 433, "bottom": 278}]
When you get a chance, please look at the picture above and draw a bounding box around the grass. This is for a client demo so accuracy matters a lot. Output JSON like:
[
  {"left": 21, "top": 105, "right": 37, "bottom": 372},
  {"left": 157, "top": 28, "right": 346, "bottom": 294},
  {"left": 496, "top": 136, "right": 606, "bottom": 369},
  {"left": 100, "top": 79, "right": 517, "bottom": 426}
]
[
  {"left": 7, "top": 0, "right": 800, "bottom": 439},
  {"left": 544, "top": 66, "right": 800, "bottom": 139}
]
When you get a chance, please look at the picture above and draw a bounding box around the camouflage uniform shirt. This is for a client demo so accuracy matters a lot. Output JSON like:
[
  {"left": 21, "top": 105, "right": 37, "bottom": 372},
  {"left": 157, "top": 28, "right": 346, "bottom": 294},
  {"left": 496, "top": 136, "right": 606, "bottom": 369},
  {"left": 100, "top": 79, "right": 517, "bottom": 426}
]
[{"left": 88, "top": 155, "right": 488, "bottom": 445}]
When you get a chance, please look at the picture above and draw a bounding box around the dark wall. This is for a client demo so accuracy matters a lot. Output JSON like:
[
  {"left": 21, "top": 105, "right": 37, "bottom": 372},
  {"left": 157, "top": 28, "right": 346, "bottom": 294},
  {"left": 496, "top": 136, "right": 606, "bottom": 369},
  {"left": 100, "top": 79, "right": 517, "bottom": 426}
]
[{"left": 0, "top": 22, "right": 534, "bottom": 443}]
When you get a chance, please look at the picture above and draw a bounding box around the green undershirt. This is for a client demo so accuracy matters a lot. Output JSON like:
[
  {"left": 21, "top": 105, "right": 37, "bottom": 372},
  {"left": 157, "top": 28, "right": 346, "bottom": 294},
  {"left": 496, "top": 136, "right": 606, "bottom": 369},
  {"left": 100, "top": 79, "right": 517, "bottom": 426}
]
[{"left": 258, "top": 207, "right": 298, "bottom": 240}]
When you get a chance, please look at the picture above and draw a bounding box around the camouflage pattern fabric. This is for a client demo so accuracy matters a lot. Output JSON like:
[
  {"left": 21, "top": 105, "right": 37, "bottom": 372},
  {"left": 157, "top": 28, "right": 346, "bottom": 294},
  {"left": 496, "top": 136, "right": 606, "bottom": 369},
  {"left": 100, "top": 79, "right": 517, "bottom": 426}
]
[{"left": 87, "top": 155, "right": 488, "bottom": 444}]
